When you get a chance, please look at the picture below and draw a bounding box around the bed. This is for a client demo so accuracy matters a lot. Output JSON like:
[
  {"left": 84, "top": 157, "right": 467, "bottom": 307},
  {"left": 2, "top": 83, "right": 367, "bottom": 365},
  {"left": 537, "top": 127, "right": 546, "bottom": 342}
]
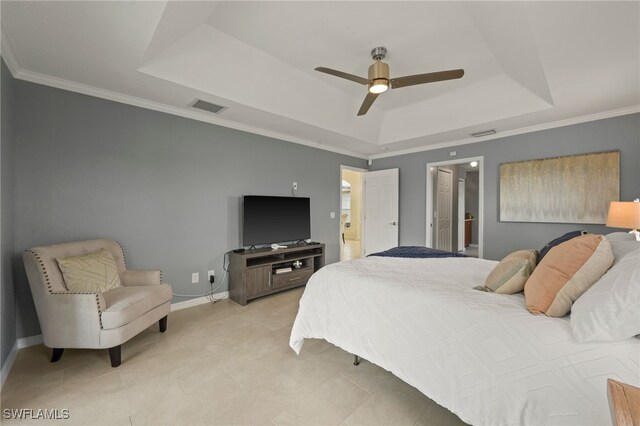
[{"left": 289, "top": 254, "right": 640, "bottom": 425}]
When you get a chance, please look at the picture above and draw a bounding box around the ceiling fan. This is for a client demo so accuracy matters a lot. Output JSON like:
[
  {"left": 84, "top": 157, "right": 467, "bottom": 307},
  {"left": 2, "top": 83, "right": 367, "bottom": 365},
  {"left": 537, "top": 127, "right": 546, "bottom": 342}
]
[{"left": 315, "top": 47, "right": 464, "bottom": 116}]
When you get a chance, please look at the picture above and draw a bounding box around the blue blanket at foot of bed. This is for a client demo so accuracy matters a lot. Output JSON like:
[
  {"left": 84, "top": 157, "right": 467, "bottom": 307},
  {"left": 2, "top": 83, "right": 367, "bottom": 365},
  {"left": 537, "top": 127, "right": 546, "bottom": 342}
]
[{"left": 368, "top": 246, "right": 467, "bottom": 258}]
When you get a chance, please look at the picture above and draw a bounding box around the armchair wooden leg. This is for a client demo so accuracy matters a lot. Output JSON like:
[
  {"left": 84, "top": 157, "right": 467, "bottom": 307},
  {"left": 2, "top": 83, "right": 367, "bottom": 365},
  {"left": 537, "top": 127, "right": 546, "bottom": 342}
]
[
  {"left": 159, "top": 315, "right": 168, "bottom": 333},
  {"left": 108, "top": 345, "right": 121, "bottom": 367},
  {"left": 50, "top": 348, "right": 64, "bottom": 363}
]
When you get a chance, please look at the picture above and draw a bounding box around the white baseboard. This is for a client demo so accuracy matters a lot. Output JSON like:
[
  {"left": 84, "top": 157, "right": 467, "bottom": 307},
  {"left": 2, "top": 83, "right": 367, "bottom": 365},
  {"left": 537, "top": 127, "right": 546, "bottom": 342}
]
[
  {"left": 0, "top": 293, "right": 230, "bottom": 386},
  {"left": 18, "top": 334, "right": 44, "bottom": 348},
  {"left": 0, "top": 341, "right": 19, "bottom": 389},
  {"left": 171, "top": 292, "right": 229, "bottom": 311}
]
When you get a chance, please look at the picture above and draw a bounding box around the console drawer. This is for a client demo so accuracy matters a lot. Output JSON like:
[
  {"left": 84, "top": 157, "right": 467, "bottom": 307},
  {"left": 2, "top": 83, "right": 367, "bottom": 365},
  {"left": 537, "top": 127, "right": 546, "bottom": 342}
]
[{"left": 271, "top": 267, "right": 313, "bottom": 289}]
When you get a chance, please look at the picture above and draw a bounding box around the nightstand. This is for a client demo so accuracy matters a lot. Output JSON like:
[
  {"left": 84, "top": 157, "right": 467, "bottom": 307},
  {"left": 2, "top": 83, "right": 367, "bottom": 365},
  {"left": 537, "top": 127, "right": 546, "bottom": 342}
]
[{"left": 608, "top": 379, "right": 640, "bottom": 425}]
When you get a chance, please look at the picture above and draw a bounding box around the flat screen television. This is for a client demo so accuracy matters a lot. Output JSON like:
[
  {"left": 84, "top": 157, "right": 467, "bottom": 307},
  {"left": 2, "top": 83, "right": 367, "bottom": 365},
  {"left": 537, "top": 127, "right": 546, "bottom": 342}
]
[{"left": 242, "top": 196, "right": 311, "bottom": 246}]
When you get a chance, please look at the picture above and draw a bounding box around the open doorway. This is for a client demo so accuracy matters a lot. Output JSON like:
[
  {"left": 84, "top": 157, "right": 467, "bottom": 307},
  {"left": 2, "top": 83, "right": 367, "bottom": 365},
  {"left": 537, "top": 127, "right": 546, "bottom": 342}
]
[
  {"left": 426, "top": 157, "right": 483, "bottom": 258},
  {"left": 340, "top": 166, "right": 366, "bottom": 261}
]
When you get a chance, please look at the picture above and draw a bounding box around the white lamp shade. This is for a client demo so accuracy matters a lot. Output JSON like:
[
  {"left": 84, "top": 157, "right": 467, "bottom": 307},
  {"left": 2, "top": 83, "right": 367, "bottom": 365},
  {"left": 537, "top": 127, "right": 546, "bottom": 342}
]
[{"left": 606, "top": 201, "right": 640, "bottom": 229}]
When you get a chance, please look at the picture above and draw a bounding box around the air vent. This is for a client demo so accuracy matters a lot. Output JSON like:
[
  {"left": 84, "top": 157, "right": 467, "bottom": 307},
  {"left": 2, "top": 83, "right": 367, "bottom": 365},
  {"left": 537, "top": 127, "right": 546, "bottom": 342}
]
[
  {"left": 471, "top": 129, "right": 496, "bottom": 138},
  {"left": 191, "top": 99, "right": 227, "bottom": 114}
]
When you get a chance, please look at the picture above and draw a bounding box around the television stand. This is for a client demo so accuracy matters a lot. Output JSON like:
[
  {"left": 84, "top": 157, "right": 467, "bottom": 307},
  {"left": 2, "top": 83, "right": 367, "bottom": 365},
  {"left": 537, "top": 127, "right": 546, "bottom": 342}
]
[{"left": 229, "top": 243, "right": 325, "bottom": 306}]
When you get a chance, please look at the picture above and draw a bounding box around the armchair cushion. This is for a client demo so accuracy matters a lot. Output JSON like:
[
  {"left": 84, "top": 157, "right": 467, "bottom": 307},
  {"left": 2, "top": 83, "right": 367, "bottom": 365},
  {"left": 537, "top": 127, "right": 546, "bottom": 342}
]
[
  {"left": 57, "top": 248, "right": 121, "bottom": 293},
  {"left": 101, "top": 283, "right": 172, "bottom": 330},
  {"left": 122, "top": 269, "right": 161, "bottom": 286}
]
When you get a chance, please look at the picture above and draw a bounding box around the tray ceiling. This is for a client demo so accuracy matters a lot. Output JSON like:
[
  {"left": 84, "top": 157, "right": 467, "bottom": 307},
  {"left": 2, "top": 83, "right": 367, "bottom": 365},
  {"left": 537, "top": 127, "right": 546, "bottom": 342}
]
[{"left": 2, "top": 1, "right": 638, "bottom": 158}]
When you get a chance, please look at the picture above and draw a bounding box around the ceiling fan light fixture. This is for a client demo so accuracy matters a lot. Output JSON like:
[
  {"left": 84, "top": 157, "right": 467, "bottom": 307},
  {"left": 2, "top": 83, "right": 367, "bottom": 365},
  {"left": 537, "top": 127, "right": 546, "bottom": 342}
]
[
  {"left": 315, "top": 47, "right": 464, "bottom": 116},
  {"left": 369, "top": 79, "right": 389, "bottom": 94}
]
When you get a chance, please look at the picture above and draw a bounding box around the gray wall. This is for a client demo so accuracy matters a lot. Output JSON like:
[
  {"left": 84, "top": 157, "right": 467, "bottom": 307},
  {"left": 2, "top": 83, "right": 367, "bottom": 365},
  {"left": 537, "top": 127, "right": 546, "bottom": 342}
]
[
  {"left": 465, "top": 171, "right": 479, "bottom": 244},
  {"left": 371, "top": 113, "right": 640, "bottom": 260},
  {"left": 12, "top": 79, "right": 367, "bottom": 338},
  {"left": 1, "top": 59, "right": 17, "bottom": 368}
]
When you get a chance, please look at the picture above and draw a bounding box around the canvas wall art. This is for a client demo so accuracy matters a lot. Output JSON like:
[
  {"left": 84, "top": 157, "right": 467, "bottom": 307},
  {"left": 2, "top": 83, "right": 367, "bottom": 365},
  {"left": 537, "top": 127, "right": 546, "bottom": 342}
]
[{"left": 500, "top": 150, "right": 620, "bottom": 224}]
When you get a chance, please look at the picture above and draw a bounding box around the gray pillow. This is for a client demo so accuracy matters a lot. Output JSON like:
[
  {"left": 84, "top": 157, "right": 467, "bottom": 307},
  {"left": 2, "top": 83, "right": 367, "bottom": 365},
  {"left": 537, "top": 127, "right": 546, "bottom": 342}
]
[
  {"left": 477, "top": 249, "right": 537, "bottom": 294},
  {"left": 606, "top": 232, "right": 640, "bottom": 265}
]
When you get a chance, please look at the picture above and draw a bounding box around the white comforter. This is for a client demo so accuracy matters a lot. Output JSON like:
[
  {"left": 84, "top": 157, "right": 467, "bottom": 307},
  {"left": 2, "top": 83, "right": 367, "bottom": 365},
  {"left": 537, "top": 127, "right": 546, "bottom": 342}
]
[{"left": 290, "top": 256, "right": 640, "bottom": 425}]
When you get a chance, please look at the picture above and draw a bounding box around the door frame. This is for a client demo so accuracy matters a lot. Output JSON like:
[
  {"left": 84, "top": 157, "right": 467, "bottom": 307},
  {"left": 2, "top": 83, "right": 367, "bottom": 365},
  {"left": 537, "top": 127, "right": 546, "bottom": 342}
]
[
  {"left": 340, "top": 165, "right": 368, "bottom": 260},
  {"left": 457, "top": 178, "right": 465, "bottom": 252},
  {"left": 425, "top": 156, "right": 484, "bottom": 258}
]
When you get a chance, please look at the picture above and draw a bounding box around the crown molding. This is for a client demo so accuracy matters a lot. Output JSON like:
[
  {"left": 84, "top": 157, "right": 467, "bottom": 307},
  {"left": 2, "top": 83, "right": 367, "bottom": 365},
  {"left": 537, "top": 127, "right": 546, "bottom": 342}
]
[
  {"left": 11, "top": 68, "right": 369, "bottom": 160},
  {"left": 0, "top": 23, "right": 20, "bottom": 76},
  {"left": 369, "top": 105, "right": 640, "bottom": 160},
  {"left": 6, "top": 51, "right": 638, "bottom": 162}
]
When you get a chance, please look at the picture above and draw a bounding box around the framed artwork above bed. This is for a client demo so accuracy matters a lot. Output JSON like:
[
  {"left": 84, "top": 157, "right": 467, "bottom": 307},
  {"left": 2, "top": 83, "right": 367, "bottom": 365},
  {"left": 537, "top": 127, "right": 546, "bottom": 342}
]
[{"left": 499, "top": 150, "right": 620, "bottom": 224}]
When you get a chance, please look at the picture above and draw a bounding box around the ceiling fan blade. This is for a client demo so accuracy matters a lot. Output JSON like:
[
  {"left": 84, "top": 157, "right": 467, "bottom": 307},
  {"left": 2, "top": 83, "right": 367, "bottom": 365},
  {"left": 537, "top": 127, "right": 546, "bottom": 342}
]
[
  {"left": 315, "top": 67, "right": 370, "bottom": 85},
  {"left": 390, "top": 69, "right": 464, "bottom": 89},
  {"left": 357, "top": 92, "right": 379, "bottom": 116}
]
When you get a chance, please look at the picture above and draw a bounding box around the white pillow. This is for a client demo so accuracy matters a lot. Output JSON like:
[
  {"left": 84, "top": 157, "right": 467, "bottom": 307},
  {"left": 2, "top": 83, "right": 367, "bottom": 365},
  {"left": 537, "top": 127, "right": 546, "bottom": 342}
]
[{"left": 571, "top": 249, "right": 640, "bottom": 342}]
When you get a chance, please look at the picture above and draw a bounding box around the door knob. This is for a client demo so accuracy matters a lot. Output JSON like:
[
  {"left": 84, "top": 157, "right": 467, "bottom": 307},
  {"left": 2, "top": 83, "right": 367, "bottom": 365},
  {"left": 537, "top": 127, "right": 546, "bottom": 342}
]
[{"left": 389, "top": 222, "right": 397, "bottom": 226}]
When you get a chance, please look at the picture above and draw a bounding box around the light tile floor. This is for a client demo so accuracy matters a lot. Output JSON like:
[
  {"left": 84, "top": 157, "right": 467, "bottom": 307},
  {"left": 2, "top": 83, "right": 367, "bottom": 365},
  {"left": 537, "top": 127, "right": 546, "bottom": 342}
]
[
  {"left": 1, "top": 288, "right": 466, "bottom": 426},
  {"left": 463, "top": 245, "right": 478, "bottom": 258},
  {"left": 341, "top": 239, "right": 362, "bottom": 261}
]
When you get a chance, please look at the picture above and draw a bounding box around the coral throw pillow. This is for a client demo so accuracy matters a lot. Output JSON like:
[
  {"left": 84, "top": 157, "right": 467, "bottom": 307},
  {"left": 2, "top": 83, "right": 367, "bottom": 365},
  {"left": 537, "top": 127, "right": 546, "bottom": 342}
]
[{"left": 525, "top": 234, "right": 613, "bottom": 317}]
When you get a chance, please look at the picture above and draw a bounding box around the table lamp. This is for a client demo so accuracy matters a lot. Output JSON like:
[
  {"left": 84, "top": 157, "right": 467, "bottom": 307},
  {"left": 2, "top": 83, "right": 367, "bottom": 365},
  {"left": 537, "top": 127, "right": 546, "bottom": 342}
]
[{"left": 606, "top": 199, "right": 640, "bottom": 241}]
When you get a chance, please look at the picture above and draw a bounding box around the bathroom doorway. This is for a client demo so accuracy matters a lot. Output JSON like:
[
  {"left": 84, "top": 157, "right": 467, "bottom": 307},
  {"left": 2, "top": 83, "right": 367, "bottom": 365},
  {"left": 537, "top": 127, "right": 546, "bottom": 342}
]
[{"left": 340, "top": 166, "right": 366, "bottom": 260}]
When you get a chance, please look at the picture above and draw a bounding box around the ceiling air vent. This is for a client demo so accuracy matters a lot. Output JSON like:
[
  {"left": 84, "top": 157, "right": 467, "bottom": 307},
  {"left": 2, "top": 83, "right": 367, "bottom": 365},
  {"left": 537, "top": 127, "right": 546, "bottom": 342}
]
[
  {"left": 471, "top": 129, "right": 496, "bottom": 138},
  {"left": 191, "top": 99, "right": 227, "bottom": 114}
]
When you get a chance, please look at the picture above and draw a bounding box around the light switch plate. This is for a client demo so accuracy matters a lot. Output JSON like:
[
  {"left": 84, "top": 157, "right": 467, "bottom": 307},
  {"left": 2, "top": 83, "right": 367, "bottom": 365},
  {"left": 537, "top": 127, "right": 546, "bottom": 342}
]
[
  {"left": 191, "top": 272, "right": 199, "bottom": 283},
  {"left": 330, "top": 212, "right": 336, "bottom": 219}
]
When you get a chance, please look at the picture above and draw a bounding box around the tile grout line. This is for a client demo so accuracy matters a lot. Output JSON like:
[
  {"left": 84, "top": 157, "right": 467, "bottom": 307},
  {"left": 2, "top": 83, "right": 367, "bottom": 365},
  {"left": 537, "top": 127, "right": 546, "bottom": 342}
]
[{"left": 339, "top": 371, "right": 375, "bottom": 396}]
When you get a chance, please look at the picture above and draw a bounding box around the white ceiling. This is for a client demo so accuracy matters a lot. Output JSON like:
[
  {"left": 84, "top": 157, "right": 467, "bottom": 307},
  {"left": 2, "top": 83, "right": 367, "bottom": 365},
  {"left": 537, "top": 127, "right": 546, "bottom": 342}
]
[{"left": 2, "top": 1, "right": 638, "bottom": 159}]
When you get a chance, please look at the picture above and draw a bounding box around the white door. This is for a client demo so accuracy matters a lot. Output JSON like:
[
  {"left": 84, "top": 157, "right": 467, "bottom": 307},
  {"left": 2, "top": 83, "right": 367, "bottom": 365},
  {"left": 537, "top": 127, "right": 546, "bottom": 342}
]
[
  {"left": 436, "top": 168, "right": 452, "bottom": 252},
  {"left": 363, "top": 169, "right": 399, "bottom": 255},
  {"left": 458, "top": 179, "right": 465, "bottom": 252}
]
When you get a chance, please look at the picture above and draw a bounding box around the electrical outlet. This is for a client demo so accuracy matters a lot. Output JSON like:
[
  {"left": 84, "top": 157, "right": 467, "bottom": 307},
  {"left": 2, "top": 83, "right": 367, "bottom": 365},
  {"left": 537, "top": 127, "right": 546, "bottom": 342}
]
[
  {"left": 292, "top": 182, "right": 298, "bottom": 191},
  {"left": 191, "top": 272, "right": 199, "bottom": 283},
  {"left": 208, "top": 270, "right": 215, "bottom": 284}
]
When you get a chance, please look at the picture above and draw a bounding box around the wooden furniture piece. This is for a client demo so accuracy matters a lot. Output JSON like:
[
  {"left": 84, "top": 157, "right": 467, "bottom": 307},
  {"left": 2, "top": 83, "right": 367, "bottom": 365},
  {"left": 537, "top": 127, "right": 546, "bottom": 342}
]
[
  {"left": 608, "top": 379, "right": 640, "bottom": 426},
  {"left": 229, "top": 243, "right": 325, "bottom": 306},
  {"left": 464, "top": 219, "right": 473, "bottom": 248}
]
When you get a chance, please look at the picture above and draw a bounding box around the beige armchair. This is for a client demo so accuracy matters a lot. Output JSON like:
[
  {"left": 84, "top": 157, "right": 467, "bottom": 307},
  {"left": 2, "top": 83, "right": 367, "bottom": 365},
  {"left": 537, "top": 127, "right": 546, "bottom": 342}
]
[{"left": 23, "top": 239, "right": 172, "bottom": 367}]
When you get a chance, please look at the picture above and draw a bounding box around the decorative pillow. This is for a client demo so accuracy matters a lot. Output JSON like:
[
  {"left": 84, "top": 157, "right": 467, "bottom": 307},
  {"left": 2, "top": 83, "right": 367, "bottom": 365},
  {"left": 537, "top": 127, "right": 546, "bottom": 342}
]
[
  {"left": 476, "top": 250, "right": 537, "bottom": 294},
  {"left": 57, "top": 248, "right": 121, "bottom": 293},
  {"left": 570, "top": 249, "right": 639, "bottom": 342},
  {"left": 605, "top": 232, "right": 640, "bottom": 265},
  {"left": 537, "top": 230, "right": 587, "bottom": 264},
  {"left": 525, "top": 234, "right": 613, "bottom": 317}
]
